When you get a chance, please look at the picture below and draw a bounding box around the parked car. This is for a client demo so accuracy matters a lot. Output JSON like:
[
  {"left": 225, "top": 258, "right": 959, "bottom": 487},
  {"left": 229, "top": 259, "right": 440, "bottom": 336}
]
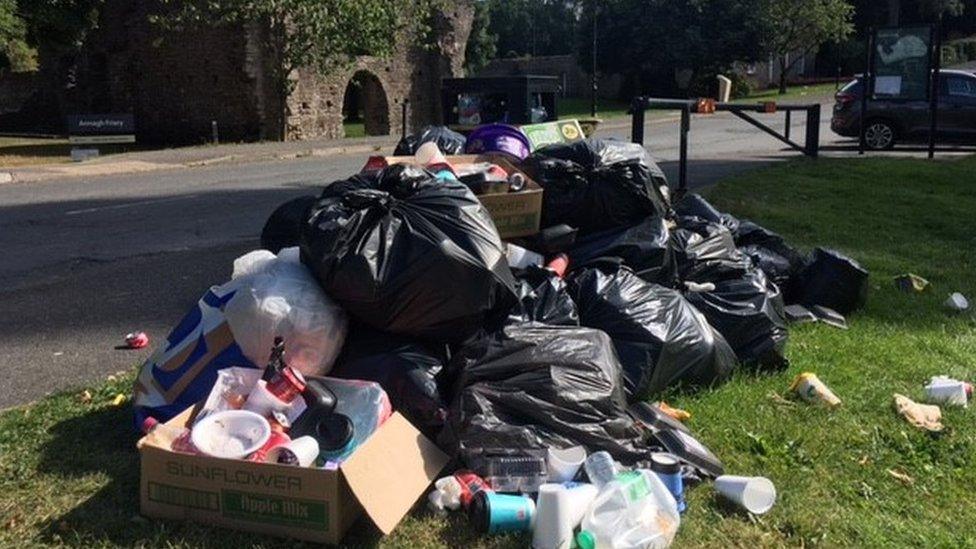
[{"left": 831, "top": 69, "right": 976, "bottom": 149}]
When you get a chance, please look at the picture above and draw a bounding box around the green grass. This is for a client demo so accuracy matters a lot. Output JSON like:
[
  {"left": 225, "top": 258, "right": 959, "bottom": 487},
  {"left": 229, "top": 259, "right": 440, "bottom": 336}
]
[
  {"left": 0, "top": 136, "right": 148, "bottom": 167},
  {"left": 3, "top": 155, "right": 976, "bottom": 547},
  {"left": 343, "top": 121, "right": 366, "bottom": 139},
  {"left": 558, "top": 96, "right": 631, "bottom": 121}
]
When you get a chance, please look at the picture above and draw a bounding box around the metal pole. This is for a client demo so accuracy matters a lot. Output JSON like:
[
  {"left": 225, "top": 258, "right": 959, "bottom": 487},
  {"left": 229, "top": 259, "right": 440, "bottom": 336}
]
[
  {"left": 859, "top": 28, "right": 874, "bottom": 155},
  {"left": 631, "top": 97, "right": 645, "bottom": 145},
  {"left": 836, "top": 66, "right": 841, "bottom": 90},
  {"left": 784, "top": 110, "right": 792, "bottom": 141},
  {"left": 928, "top": 23, "right": 942, "bottom": 160},
  {"left": 679, "top": 105, "right": 690, "bottom": 194},
  {"left": 211, "top": 120, "right": 219, "bottom": 144},
  {"left": 401, "top": 99, "right": 409, "bottom": 137},
  {"left": 590, "top": 1, "right": 597, "bottom": 117},
  {"left": 806, "top": 104, "right": 821, "bottom": 158}
]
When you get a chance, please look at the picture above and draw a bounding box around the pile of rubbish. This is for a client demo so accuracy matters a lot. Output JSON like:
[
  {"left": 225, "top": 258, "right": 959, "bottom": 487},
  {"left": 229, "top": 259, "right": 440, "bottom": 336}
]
[{"left": 132, "top": 124, "right": 872, "bottom": 547}]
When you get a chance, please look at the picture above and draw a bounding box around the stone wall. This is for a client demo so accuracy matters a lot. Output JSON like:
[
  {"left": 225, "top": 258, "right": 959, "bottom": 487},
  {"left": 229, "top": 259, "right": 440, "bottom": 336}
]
[
  {"left": 286, "top": 2, "right": 474, "bottom": 140},
  {"left": 0, "top": 72, "right": 40, "bottom": 115}
]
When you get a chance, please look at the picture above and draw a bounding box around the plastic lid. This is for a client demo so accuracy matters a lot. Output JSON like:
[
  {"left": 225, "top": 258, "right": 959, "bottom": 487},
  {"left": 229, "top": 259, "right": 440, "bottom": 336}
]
[
  {"left": 650, "top": 452, "right": 682, "bottom": 474},
  {"left": 315, "top": 413, "right": 354, "bottom": 451},
  {"left": 576, "top": 530, "right": 596, "bottom": 549}
]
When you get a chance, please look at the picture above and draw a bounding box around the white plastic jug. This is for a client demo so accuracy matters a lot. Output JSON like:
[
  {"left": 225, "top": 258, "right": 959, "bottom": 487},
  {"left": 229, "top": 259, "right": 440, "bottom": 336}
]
[{"left": 579, "top": 470, "right": 680, "bottom": 549}]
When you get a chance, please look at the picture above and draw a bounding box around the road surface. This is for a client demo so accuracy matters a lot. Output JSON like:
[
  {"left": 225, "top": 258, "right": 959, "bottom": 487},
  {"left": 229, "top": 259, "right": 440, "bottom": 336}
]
[{"left": 0, "top": 106, "right": 844, "bottom": 409}]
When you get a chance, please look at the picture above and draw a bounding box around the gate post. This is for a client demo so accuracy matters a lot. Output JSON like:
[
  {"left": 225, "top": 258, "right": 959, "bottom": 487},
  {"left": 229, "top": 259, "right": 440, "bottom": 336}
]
[{"left": 805, "top": 104, "right": 821, "bottom": 158}]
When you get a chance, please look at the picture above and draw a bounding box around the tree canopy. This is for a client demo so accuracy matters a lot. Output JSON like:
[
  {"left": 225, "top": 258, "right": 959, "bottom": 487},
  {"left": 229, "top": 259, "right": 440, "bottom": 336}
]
[{"left": 760, "top": 0, "right": 854, "bottom": 92}]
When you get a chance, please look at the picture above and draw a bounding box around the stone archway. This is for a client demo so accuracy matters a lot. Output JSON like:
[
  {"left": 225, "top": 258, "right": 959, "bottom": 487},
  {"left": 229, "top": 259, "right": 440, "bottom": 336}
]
[{"left": 341, "top": 70, "right": 390, "bottom": 136}]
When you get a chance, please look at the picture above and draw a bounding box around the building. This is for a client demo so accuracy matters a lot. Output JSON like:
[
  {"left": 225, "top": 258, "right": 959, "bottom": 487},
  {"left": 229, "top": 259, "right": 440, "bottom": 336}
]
[{"left": 3, "top": 0, "right": 473, "bottom": 144}]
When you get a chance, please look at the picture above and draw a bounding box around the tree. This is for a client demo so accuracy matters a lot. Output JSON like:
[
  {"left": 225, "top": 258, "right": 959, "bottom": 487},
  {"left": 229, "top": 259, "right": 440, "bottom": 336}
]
[
  {"left": 485, "top": 0, "right": 578, "bottom": 58},
  {"left": 578, "top": 0, "right": 765, "bottom": 99},
  {"left": 760, "top": 0, "right": 854, "bottom": 93},
  {"left": 0, "top": 0, "right": 35, "bottom": 72},
  {"left": 465, "top": 0, "right": 497, "bottom": 74}
]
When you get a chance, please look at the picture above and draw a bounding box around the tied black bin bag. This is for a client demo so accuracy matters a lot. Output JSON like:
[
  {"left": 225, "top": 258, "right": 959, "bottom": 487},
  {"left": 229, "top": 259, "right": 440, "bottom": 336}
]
[
  {"left": 508, "top": 265, "right": 579, "bottom": 327},
  {"left": 796, "top": 248, "right": 869, "bottom": 314},
  {"left": 330, "top": 324, "right": 448, "bottom": 439},
  {"left": 567, "top": 216, "right": 676, "bottom": 286},
  {"left": 673, "top": 193, "right": 740, "bottom": 236},
  {"left": 569, "top": 262, "right": 738, "bottom": 401},
  {"left": 442, "top": 324, "right": 652, "bottom": 464},
  {"left": 734, "top": 220, "right": 809, "bottom": 296},
  {"left": 393, "top": 125, "right": 466, "bottom": 156},
  {"left": 670, "top": 216, "right": 752, "bottom": 283},
  {"left": 685, "top": 269, "right": 789, "bottom": 369},
  {"left": 260, "top": 195, "right": 317, "bottom": 254},
  {"left": 525, "top": 139, "right": 670, "bottom": 234},
  {"left": 299, "top": 164, "right": 517, "bottom": 342}
]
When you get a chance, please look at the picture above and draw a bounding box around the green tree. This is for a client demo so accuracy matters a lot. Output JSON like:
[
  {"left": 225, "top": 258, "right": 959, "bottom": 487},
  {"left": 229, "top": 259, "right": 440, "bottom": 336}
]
[
  {"left": 578, "top": 0, "right": 765, "bottom": 99},
  {"left": 0, "top": 0, "right": 35, "bottom": 72},
  {"left": 760, "top": 0, "right": 854, "bottom": 93},
  {"left": 486, "top": 0, "right": 578, "bottom": 58},
  {"left": 465, "top": 0, "right": 497, "bottom": 74}
]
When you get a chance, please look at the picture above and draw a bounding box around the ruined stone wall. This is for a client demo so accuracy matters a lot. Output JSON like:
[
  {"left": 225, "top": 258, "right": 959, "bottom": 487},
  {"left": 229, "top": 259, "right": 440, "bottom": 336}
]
[{"left": 286, "top": 1, "right": 474, "bottom": 140}]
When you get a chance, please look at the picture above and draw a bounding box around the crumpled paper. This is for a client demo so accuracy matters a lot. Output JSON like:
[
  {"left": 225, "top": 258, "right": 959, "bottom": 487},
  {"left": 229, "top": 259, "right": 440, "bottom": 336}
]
[{"left": 893, "top": 393, "right": 943, "bottom": 432}]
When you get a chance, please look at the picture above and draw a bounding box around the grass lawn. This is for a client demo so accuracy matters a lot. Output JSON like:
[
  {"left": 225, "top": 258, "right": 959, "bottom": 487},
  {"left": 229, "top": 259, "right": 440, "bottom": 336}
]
[
  {"left": 2, "top": 155, "right": 976, "bottom": 547},
  {"left": 343, "top": 121, "right": 366, "bottom": 139},
  {"left": 558, "top": 96, "right": 632, "bottom": 121},
  {"left": 0, "top": 136, "right": 149, "bottom": 168},
  {"left": 739, "top": 82, "right": 840, "bottom": 104}
]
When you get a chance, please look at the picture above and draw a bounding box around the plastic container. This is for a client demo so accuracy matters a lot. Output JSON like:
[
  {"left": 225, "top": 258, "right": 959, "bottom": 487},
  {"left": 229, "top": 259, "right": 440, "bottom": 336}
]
[
  {"left": 470, "top": 491, "right": 536, "bottom": 534},
  {"left": 266, "top": 435, "right": 320, "bottom": 467},
  {"left": 190, "top": 410, "right": 272, "bottom": 459},
  {"left": 532, "top": 484, "right": 573, "bottom": 549},
  {"left": 464, "top": 124, "right": 532, "bottom": 160},
  {"left": 578, "top": 470, "right": 680, "bottom": 549},
  {"left": 583, "top": 451, "right": 618, "bottom": 488},
  {"left": 485, "top": 455, "right": 548, "bottom": 493},
  {"left": 650, "top": 452, "right": 686, "bottom": 513}
]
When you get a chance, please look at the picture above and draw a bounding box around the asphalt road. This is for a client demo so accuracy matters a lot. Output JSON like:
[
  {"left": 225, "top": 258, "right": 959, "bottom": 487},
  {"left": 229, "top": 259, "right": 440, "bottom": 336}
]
[{"left": 0, "top": 106, "right": 843, "bottom": 409}]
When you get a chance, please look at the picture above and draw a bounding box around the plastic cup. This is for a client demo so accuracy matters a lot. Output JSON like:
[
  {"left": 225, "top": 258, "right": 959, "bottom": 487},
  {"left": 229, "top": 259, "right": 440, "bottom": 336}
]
[
  {"left": 714, "top": 475, "right": 776, "bottom": 515},
  {"left": 547, "top": 446, "right": 587, "bottom": 483},
  {"left": 469, "top": 491, "right": 536, "bottom": 534},
  {"left": 190, "top": 410, "right": 271, "bottom": 459},
  {"left": 532, "top": 484, "right": 573, "bottom": 549},
  {"left": 925, "top": 380, "right": 968, "bottom": 407},
  {"left": 945, "top": 292, "right": 970, "bottom": 312},
  {"left": 266, "top": 435, "right": 320, "bottom": 467},
  {"left": 563, "top": 483, "right": 598, "bottom": 528}
]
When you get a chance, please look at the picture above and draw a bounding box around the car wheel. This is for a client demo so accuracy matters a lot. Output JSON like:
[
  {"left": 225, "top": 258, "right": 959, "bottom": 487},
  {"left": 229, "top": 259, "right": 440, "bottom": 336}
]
[{"left": 864, "top": 120, "right": 896, "bottom": 150}]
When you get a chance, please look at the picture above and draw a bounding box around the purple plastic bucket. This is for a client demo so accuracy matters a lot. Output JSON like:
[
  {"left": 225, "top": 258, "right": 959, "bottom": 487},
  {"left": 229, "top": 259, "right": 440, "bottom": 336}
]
[{"left": 464, "top": 124, "right": 532, "bottom": 160}]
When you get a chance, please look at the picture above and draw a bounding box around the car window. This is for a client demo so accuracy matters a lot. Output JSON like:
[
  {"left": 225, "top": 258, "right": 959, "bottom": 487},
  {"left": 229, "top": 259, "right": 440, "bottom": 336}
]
[{"left": 945, "top": 76, "right": 976, "bottom": 98}]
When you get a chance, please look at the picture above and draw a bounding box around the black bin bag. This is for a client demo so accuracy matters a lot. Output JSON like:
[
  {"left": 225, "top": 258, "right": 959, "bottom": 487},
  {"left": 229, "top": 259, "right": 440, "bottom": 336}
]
[
  {"left": 508, "top": 265, "right": 579, "bottom": 326},
  {"left": 569, "top": 261, "right": 738, "bottom": 401},
  {"left": 684, "top": 269, "right": 789, "bottom": 369},
  {"left": 670, "top": 216, "right": 752, "bottom": 283},
  {"left": 330, "top": 324, "right": 448, "bottom": 439},
  {"left": 796, "top": 247, "right": 869, "bottom": 314},
  {"left": 567, "top": 216, "right": 676, "bottom": 286},
  {"left": 734, "top": 220, "right": 809, "bottom": 297},
  {"left": 442, "top": 324, "right": 653, "bottom": 465},
  {"left": 299, "top": 164, "right": 517, "bottom": 343},
  {"left": 525, "top": 139, "right": 670, "bottom": 234},
  {"left": 673, "top": 193, "right": 740, "bottom": 236},
  {"left": 393, "top": 125, "right": 466, "bottom": 156},
  {"left": 260, "top": 195, "right": 316, "bottom": 254}
]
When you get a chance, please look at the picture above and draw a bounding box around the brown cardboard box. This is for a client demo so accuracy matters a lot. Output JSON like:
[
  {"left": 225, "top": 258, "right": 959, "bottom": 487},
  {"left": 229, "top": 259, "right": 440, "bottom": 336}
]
[
  {"left": 139, "top": 408, "right": 448, "bottom": 544},
  {"left": 363, "top": 154, "right": 543, "bottom": 239}
]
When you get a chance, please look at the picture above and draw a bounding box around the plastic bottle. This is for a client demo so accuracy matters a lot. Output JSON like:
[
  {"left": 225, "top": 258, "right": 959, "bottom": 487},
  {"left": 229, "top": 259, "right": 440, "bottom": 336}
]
[
  {"left": 578, "top": 470, "right": 680, "bottom": 549},
  {"left": 583, "top": 451, "right": 618, "bottom": 488},
  {"left": 142, "top": 417, "right": 198, "bottom": 454}
]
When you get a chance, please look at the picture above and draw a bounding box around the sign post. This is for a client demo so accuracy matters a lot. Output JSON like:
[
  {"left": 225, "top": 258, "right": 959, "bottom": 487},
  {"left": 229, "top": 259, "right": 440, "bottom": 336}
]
[{"left": 66, "top": 114, "right": 136, "bottom": 160}]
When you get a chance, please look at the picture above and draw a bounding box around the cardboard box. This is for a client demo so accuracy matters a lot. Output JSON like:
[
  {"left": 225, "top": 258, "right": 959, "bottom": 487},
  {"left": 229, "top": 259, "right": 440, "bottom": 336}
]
[
  {"left": 363, "top": 154, "right": 544, "bottom": 239},
  {"left": 520, "top": 120, "right": 585, "bottom": 151},
  {"left": 139, "top": 407, "right": 448, "bottom": 544}
]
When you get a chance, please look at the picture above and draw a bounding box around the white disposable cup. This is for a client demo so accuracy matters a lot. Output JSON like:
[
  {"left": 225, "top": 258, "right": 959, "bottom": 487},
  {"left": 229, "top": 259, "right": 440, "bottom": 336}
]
[
  {"left": 563, "top": 483, "right": 598, "bottom": 528},
  {"left": 242, "top": 380, "right": 289, "bottom": 418},
  {"left": 925, "top": 381, "right": 968, "bottom": 406},
  {"left": 190, "top": 410, "right": 271, "bottom": 459},
  {"left": 266, "top": 435, "right": 320, "bottom": 467},
  {"left": 547, "top": 446, "right": 587, "bottom": 483},
  {"left": 532, "top": 484, "right": 573, "bottom": 549},
  {"left": 945, "top": 292, "right": 970, "bottom": 312},
  {"left": 714, "top": 475, "right": 776, "bottom": 515}
]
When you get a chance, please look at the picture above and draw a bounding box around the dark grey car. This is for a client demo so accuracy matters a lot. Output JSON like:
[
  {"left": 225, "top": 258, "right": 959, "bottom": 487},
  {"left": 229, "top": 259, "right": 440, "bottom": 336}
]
[{"left": 831, "top": 69, "right": 976, "bottom": 149}]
